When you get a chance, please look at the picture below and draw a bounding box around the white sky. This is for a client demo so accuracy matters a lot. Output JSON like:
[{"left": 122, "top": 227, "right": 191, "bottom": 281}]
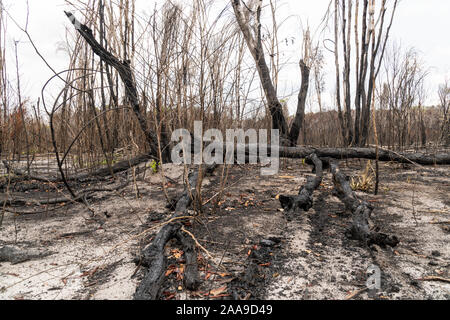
[{"left": 2, "top": 0, "right": 450, "bottom": 114}]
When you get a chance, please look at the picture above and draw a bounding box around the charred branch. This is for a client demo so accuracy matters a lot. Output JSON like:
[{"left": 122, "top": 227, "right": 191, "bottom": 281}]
[
  {"left": 277, "top": 146, "right": 450, "bottom": 166},
  {"left": 279, "top": 153, "right": 323, "bottom": 214},
  {"left": 288, "top": 60, "right": 311, "bottom": 146},
  {"left": 134, "top": 164, "right": 216, "bottom": 300},
  {"left": 0, "top": 179, "right": 129, "bottom": 208},
  {"left": 64, "top": 12, "right": 165, "bottom": 160},
  {"left": 330, "top": 161, "right": 399, "bottom": 247},
  {"left": 2, "top": 155, "right": 151, "bottom": 184}
]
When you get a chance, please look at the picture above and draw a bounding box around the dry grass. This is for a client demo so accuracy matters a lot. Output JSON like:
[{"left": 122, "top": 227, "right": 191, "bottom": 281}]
[{"left": 350, "top": 160, "right": 376, "bottom": 192}]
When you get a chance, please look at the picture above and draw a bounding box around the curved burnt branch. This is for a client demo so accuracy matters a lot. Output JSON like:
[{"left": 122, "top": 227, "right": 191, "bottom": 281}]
[
  {"left": 279, "top": 153, "right": 323, "bottom": 213},
  {"left": 330, "top": 162, "right": 399, "bottom": 247}
]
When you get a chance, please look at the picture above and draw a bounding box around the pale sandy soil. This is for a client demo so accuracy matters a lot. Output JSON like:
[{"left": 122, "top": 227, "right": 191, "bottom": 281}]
[
  {"left": 0, "top": 160, "right": 449, "bottom": 300},
  {"left": 0, "top": 163, "right": 184, "bottom": 300}
]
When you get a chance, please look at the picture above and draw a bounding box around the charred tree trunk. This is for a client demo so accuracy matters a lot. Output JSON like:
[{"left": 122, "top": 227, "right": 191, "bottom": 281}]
[
  {"left": 334, "top": 0, "right": 348, "bottom": 145},
  {"left": 275, "top": 146, "right": 450, "bottom": 166},
  {"left": 288, "top": 60, "right": 310, "bottom": 146},
  {"left": 330, "top": 162, "right": 399, "bottom": 247},
  {"left": 5, "top": 142, "right": 449, "bottom": 188},
  {"left": 134, "top": 169, "right": 200, "bottom": 300},
  {"left": 225, "top": 145, "right": 450, "bottom": 166},
  {"left": 231, "top": 0, "right": 289, "bottom": 143},
  {"left": 354, "top": 0, "right": 369, "bottom": 147},
  {"left": 341, "top": 0, "right": 354, "bottom": 145}
]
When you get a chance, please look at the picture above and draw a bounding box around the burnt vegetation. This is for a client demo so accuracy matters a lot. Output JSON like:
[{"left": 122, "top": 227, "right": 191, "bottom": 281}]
[{"left": 0, "top": 0, "right": 449, "bottom": 300}]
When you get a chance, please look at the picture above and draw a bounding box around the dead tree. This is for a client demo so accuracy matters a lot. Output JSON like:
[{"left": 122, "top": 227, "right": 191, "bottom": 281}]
[
  {"left": 331, "top": 161, "right": 399, "bottom": 247},
  {"left": 333, "top": 0, "right": 398, "bottom": 147},
  {"left": 288, "top": 56, "right": 311, "bottom": 146},
  {"left": 64, "top": 12, "right": 167, "bottom": 161},
  {"left": 382, "top": 46, "right": 429, "bottom": 149},
  {"left": 231, "top": 0, "right": 289, "bottom": 141},
  {"left": 2, "top": 153, "right": 149, "bottom": 186},
  {"left": 438, "top": 82, "right": 450, "bottom": 146},
  {"left": 0, "top": 1, "right": 6, "bottom": 156},
  {"left": 334, "top": 0, "right": 349, "bottom": 145},
  {"left": 231, "top": 0, "right": 311, "bottom": 146},
  {"left": 278, "top": 153, "right": 399, "bottom": 248}
]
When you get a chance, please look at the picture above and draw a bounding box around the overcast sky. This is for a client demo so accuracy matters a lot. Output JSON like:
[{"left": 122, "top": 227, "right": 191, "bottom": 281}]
[{"left": 2, "top": 0, "right": 450, "bottom": 113}]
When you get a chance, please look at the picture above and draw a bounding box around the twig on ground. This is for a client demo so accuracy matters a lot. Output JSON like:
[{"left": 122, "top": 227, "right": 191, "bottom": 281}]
[
  {"left": 181, "top": 226, "right": 214, "bottom": 261},
  {"left": 418, "top": 276, "right": 450, "bottom": 283},
  {"left": 345, "top": 287, "right": 367, "bottom": 300}
]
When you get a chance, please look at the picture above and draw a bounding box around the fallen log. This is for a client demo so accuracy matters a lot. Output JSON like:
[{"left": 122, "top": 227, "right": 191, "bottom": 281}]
[
  {"left": 2, "top": 160, "right": 60, "bottom": 183},
  {"left": 276, "top": 146, "right": 450, "bottom": 165},
  {"left": 70, "top": 155, "right": 153, "bottom": 181},
  {"left": 2, "top": 155, "right": 151, "bottom": 183},
  {"left": 330, "top": 162, "right": 399, "bottom": 247},
  {"left": 0, "top": 179, "right": 129, "bottom": 208},
  {"left": 190, "top": 144, "right": 449, "bottom": 166},
  {"left": 279, "top": 153, "right": 323, "bottom": 213},
  {"left": 3, "top": 144, "right": 447, "bottom": 187},
  {"left": 134, "top": 165, "right": 215, "bottom": 300}
]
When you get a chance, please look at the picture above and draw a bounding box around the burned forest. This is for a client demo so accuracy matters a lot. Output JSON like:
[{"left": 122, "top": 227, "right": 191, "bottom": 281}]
[{"left": 0, "top": 0, "right": 449, "bottom": 302}]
